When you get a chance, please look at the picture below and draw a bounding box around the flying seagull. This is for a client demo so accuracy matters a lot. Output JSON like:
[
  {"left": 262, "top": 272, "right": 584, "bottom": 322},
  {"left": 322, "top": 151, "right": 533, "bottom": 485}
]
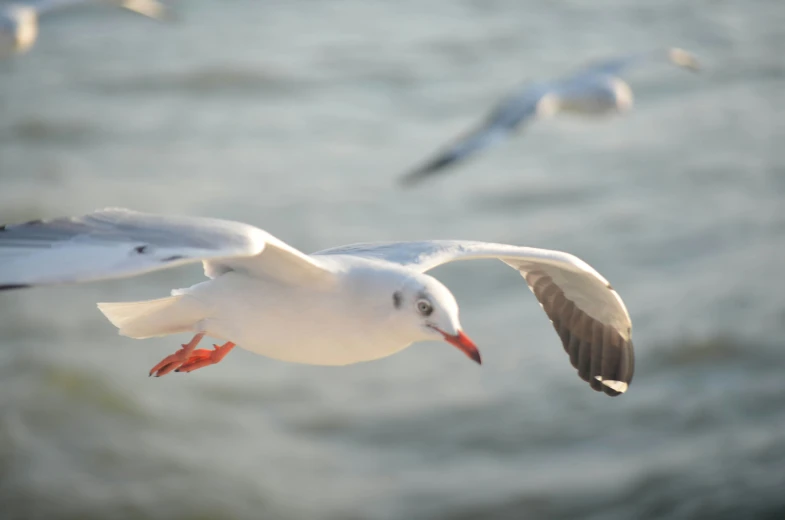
[
  {"left": 0, "top": 208, "right": 634, "bottom": 396},
  {"left": 0, "top": 0, "right": 169, "bottom": 58},
  {"left": 400, "top": 47, "right": 699, "bottom": 185}
]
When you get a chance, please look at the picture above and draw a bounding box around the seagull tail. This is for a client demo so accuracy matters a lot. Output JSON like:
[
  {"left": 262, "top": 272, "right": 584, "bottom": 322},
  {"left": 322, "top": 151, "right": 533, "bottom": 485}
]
[{"left": 97, "top": 295, "right": 206, "bottom": 339}]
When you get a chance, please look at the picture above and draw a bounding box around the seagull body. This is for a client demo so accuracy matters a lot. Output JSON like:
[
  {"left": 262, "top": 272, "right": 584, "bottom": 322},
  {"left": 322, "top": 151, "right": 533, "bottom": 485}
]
[
  {"left": 401, "top": 48, "right": 699, "bottom": 185},
  {"left": 0, "top": 0, "right": 168, "bottom": 58},
  {"left": 0, "top": 209, "right": 634, "bottom": 396},
  {"left": 173, "top": 261, "right": 440, "bottom": 366}
]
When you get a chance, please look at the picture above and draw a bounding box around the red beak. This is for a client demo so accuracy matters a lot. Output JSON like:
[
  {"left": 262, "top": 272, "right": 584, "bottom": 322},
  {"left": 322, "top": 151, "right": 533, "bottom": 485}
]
[{"left": 436, "top": 328, "right": 481, "bottom": 365}]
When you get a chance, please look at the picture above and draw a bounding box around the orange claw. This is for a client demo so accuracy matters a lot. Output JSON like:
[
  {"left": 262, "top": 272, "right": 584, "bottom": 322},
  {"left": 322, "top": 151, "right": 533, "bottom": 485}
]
[
  {"left": 149, "top": 332, "right": 206, "bottom": 377},
  {"left": 176, "top": 342, "right": 236, "bottom": 373}
]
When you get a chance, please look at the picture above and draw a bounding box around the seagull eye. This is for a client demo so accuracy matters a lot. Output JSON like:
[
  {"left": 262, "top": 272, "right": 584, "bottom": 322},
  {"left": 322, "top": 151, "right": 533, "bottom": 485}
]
[{"left": 416, "top": 299, "right": 433, "bottom": 316}]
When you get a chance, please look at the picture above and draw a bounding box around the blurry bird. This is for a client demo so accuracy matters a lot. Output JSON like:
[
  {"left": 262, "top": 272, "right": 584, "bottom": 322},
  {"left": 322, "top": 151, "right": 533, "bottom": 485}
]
[
  {"left": 0, "top": 208, "right": 634, "bottom": 396},
  {"left": 400, "top": 48, "right": 700, "bottom": 185},
  {"left": 0, "top": 0, "right": 169, "bottom": 58}
]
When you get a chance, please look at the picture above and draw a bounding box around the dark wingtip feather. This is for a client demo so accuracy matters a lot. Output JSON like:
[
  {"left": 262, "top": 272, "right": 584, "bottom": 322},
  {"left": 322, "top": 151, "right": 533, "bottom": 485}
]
[
  {"left": 524, "top": 270, "right": 635, "bottom": 397},
  {"left": 398, "top": 155, "right": 459, "bottom": 188},
  {"left": 0, "top": 284, "right": 31, "bottom": 291}
]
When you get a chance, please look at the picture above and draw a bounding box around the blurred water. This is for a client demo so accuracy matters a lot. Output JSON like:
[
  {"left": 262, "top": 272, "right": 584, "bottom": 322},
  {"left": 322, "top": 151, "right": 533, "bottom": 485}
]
[{"left": 0, "top": 0, "right": 784, "bottom": 519}]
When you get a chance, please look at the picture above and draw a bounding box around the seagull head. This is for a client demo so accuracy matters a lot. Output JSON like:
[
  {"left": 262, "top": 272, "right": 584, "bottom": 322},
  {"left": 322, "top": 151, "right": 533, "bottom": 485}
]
[
  {"left": 390, "top": 272, "right": 481, "bottom": 364},
  {"left": 668, "top": 47, "right": 700, "bottom": 72}
]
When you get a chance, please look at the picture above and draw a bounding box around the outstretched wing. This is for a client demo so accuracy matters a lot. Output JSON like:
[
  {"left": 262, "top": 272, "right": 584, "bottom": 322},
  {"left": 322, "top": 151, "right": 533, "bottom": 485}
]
[
  {"left": 571, "top": 47, "right": 700, "bottom": 80},
  {"left": 32, "top": 0, "right": 170, "bottom": 19},
  {"left": 0, "top": 208, "right": 333, "bottom": 290},
  {"left": 316, "top": 240, "right": 633, "bottom": 396},
  {"left": 399, "top": 86, "right": 549, "bottom": 186}
]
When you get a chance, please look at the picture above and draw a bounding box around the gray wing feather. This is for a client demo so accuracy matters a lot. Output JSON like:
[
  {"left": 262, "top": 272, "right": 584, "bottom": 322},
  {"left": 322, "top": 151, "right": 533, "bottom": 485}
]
[
  {"left": 0, "top": 208, "right": 264, "bottom": 288},
  {"left": 0, "top": 208, "right": 333, "bottom": 289}
]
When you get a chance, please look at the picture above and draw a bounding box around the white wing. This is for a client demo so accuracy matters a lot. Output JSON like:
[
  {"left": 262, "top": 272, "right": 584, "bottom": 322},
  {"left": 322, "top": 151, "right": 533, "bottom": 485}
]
[
  {"left": 0, "top": 208, "right": 334, "bottom": 289},
  {"left": 399, "top": 85, "right": 551, "bottom": 186},
  {"left": 316, "top": 241, "right": 633, "bottom": 396},
  {"left": 32, "top": 0, "right": 169, "bottom": 20},
  {"left": 571, "top": 47, "right": 700, "bottom": 80}
]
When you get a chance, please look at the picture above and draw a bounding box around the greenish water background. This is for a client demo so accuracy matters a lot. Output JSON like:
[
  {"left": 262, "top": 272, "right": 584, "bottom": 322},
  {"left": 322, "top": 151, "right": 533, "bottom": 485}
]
[{"left": 0, "top": 0, "right": 783, "bottom": 518}]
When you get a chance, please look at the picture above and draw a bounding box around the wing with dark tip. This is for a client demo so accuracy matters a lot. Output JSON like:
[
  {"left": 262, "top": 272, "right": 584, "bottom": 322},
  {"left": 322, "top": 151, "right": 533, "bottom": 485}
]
[
  {"left": 400, "top": 124, "right": 513, "bottom": 186},
  {"left": 0, "top": 208, "right": 333, "bottom": 289},
  {"left": 315, "top": 240, "right": 634, "bottom": 396},
  {"left": 522, "top": 269, "right": 633, "bottom": 395},
  {"left": 399, "top": 86, "right": 548, "bottom": 186}
]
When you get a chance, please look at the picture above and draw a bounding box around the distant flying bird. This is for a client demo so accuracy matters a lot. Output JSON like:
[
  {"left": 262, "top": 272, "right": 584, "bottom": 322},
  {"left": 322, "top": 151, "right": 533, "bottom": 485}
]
[
  {"left": 400, "top": 48, "right": 700, "bottom": 185},
  {"left": 0, "top": 208, "right": 634, "bottom": 396},
  {"left": 0, "top": 0, "right": 169, "bottom": 58}
]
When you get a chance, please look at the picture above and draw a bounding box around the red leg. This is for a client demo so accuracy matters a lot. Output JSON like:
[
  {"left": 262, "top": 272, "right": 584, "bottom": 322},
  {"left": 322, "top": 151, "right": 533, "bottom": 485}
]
[
  {"left": 149, "top": 332, "right": 206, "bottom": 377},
  {"left": 176, "top": 342, "right": 236, "bottom": 373}
]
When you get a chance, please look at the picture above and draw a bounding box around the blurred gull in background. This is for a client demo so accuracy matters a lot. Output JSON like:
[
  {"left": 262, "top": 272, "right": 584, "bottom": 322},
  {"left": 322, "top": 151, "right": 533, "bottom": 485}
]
[
  {"left": 401, "top": 47, "right": 700, "bottom": 185},
  {"left": 0, "top": 208, "right": 634, "bottom": 396},
  {"left": 0, "top": 0, "right": 169, "bottom": 58}
]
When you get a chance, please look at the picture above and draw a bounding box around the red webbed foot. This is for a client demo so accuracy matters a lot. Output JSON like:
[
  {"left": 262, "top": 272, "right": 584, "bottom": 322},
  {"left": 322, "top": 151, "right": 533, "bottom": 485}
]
[
  {"left": 149, "top": 332, "right": 206, "bottom": 377},
  {"left": 175, "top": 342, "right": 236, "bottom": 373}
]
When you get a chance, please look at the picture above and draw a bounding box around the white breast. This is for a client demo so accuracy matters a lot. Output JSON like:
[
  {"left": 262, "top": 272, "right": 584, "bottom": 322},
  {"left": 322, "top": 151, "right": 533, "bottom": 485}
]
[{"left": 179, "top": 271, "right": 412, "bottom": 366}]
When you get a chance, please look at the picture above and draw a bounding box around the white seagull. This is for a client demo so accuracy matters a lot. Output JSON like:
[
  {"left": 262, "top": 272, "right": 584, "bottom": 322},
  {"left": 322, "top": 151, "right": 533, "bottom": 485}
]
[
  {"left": 0, "top": 208, "right": 634, "bottom": 396},
  {"left": 401, "top": 47, "right": 700, "bottom": 185},
  {"left": 0, "top": 0, "right": 169, "bottom": 58}
]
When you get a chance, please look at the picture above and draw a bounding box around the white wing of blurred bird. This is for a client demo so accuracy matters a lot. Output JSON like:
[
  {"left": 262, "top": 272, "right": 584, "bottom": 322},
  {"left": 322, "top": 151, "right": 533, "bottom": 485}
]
[
  {"left": 0, "top": 0, "right": 169, "bottom": 58},
  {"left": 400, "top": 48, "right": 700, "bottom": 186}
]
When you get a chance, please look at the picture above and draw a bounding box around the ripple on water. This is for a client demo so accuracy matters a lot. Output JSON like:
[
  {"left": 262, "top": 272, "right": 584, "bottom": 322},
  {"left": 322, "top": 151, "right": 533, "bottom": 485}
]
[{"left": 86, "top": 65, "right": 315, "bottom": 98}]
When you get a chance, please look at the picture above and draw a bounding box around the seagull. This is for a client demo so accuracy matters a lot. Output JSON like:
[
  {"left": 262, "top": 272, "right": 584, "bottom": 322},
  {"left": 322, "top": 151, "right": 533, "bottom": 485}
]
[
  {"left": 0, "top": 208, "right": 634, "bottom": 396},
  {"left": 0, "top": 0, "right": 169, "bottom": 58},
  {"left": 400, "top": 47, "right": 700, "bottom": 185}
]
